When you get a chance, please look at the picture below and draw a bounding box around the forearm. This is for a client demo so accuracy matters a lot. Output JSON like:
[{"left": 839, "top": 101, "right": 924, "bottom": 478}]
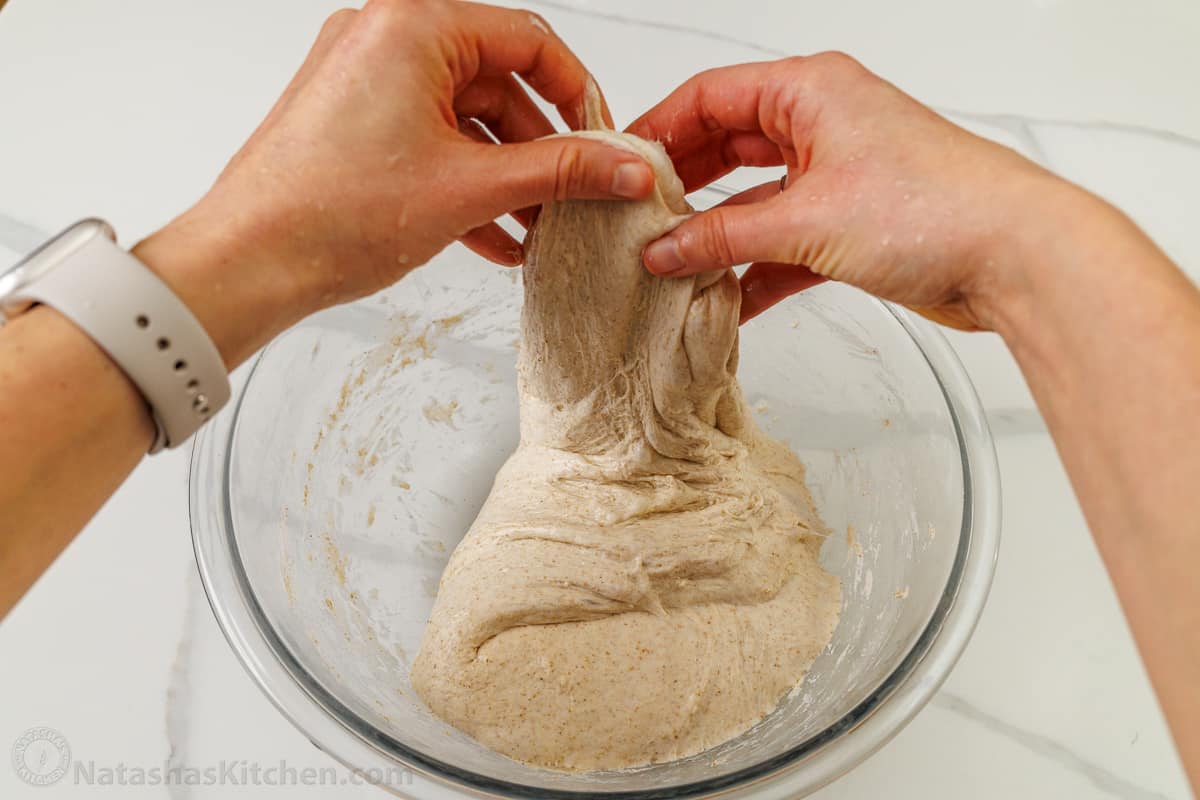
[
  {"left": 995, "top": 186, "right": 1200, "bottom": 781},
  {"left": 0, "top": 307, "right": 152, "bottom": 613},
  {"left": 0, "top": 211, "right": 301, "bottom": 617}
]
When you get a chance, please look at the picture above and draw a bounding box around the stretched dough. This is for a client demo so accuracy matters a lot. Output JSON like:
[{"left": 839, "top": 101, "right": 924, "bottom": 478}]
[{"left": 411, "top": 118, "right": 841, "bottom": 771}]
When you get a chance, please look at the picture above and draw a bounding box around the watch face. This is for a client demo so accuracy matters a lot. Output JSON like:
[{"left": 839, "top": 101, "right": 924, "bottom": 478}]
[{"left": 0, "top": 218, "right": 115, "bottom": 303}]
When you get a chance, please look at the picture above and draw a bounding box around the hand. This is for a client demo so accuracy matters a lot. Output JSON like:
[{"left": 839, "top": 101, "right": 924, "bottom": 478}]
[
  {"left": 137, "top": 0, "right": 654, "bottom": 365},
  {"left": 0, "top": 0, "right": 659, "bottom": 617},
  {"left": 630, "top": 53, "right": 1072, "bottom": 328}
]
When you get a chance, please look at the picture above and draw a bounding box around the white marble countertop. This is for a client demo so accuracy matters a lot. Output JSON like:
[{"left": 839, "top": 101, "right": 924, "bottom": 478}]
[{"left": 0, "top": 1, "right": 1196, "bottom": 798}]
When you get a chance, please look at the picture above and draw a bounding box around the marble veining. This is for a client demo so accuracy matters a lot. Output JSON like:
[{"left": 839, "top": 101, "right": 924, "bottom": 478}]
[
  {"left": 985, "top": 408, "right": 1046, "bottom": 436},
  {"left": 954, "top": 109, "right": 1200, "bottom": 154},
  {"left": 3, "top": 1, "right": 1196, "bottom": 796},
  {"left": 164, "top": 566, "right": 204, "bottom": 800},
  {"left": 949, "top": 110, "right": 1052, "bottom": 167},
  {"left": 932, "top": 691, "right": 1171, "bottom": 800}
]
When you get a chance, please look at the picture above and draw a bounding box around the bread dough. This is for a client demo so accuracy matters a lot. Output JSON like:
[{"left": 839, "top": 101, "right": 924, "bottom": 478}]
[{"left": 410, "top": 115, "right": 841, "bottom": 772}]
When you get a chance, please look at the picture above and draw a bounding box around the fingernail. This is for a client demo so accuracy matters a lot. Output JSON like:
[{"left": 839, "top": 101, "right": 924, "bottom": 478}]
[
  {"left": 611, "top": 162, "right": 650, "bottom": 199},
  {"left": 644, "top": 236, "right": 685, "bottom": 275}
]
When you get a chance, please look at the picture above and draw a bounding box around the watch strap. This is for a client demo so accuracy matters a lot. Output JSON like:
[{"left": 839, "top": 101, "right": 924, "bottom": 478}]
[{"left": 16, "top": 229, "right": 230, "bottom": 452}]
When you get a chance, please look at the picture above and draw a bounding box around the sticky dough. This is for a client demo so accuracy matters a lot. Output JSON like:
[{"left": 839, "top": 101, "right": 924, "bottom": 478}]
[{"left": 410, "top": 112, "right": 841, "bottom": 772}]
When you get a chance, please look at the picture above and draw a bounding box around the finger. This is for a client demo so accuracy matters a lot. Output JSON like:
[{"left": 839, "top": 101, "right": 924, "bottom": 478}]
[
  {"left": 511, "top": 206, "right": 539, "bottom": 229},
  {"left": 628, "top": 60, "right": 813, "bottom": 171},
  {"left": 455, "top": 75, "right": 557, "bottom": 143},
  {"left": 670, "top": 131, "right": 785, "bottom": 193},
  {"left": 628, "top": 62, "right": 782, "bottom": 148},
  {"left": 457, "top": 118, "right": 540, "bottom": 232},
  {"left": 643, "top": 195, "right": 803, "bottom": 277},
  {"left": 738, "top": 261, "right": 827, "bottom": 323},
  {"left": 445, "top": 2, "right": 609, "bottom": 129},
  {"left": 459, "top": 137, "right": 654, "bottom": 223},
  {"left": 460, "top": 222, "right": 524, "bottom": 267},
  {"left": 711, "top": 179, "right": 784, "bottom": 209}
]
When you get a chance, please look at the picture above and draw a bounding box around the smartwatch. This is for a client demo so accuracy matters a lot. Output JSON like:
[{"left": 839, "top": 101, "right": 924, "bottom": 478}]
[{"left": 0, "top": 218, "right": 231, "bottom": 452}]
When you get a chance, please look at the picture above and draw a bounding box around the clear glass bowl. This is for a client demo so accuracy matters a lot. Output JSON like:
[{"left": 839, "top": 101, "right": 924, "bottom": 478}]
[{"left": 189, "top": 188, "right": 1001, "bottom": 799}]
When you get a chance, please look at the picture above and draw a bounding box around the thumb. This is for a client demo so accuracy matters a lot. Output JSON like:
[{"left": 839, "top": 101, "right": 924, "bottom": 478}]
[
  {"left": 643, "top": 195, "right": 800, "bottom": 277},
  {"left": 467, "top": 137, "right": 655, "bottom": 219}
]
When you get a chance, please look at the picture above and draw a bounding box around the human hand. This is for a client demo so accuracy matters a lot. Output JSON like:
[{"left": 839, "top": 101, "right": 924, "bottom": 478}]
[
  {"left": 137, "top": 0, "right": 654, "bottom": 365},
  {"left": 630, "top": 54, "right": 1073, "bottom": 328}
]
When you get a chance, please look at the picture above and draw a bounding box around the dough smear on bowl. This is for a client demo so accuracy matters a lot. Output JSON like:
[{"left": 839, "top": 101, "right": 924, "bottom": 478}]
[{"left": 411, "top": 108, "right": 841, "bottom": 772}]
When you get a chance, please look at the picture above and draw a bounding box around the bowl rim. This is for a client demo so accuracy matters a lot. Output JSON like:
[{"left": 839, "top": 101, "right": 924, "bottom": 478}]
[{"left": 189, "top": 293, "right": 1001, "bottom": 800}]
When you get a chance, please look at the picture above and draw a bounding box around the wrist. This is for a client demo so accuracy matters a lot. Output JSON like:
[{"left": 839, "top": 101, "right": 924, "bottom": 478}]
[
  {"left": 133, "top": 203, "right": 310, "bottom": 369},
  {"left": 966, "top": 173, "right": 1110, "bottom": 341},
  {"left": 979, "top": 175, "right": 1187, "bottom": 358}
]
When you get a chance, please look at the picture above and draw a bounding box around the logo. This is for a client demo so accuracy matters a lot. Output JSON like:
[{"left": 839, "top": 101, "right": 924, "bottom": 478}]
[{"left": 11, "top": 727, "right": 70, "bottom": 787}]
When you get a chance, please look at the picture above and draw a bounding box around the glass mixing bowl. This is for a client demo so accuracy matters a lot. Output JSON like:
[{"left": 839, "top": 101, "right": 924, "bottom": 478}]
[{"left": 189, "top": 187, "right": 1001, "bottom": 799}]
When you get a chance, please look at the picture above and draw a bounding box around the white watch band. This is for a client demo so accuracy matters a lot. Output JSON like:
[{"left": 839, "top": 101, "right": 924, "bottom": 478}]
[{"left": 13, "top": 223, "right": 231, "bottom": 452}]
